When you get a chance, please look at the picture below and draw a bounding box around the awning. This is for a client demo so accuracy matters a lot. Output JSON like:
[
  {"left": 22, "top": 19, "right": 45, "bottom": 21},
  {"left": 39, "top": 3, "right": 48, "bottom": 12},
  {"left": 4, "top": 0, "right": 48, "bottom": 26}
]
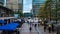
[{"left": 0, "top": 6, "right": 14, "bottom": 14}]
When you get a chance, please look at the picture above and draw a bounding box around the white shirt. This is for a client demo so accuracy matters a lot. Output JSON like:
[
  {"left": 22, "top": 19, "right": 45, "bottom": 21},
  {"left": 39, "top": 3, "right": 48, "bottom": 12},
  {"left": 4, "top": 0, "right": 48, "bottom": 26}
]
[
  {"left": 33, "top": 19, "right": 38, "bottom": 23},
  {"left": 28, "top": 19, "right": 31, "bottom": 23},
  {"left": 39, "top": 19, "right": 42, "bottom": 21},
  {"left": 30, "top": 19, "right": 34, "bottom": 23}
]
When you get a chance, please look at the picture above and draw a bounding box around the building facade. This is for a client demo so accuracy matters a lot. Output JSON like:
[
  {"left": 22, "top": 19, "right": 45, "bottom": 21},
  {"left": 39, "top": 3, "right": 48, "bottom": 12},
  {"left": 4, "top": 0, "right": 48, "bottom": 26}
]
[
  {"left": 0, "top": 6, "right": 14, "bottom": 17},
  {"left": 32, "top": 0, "right": 45, "bottom": 17},
  {"left": 0, "top": 0, "right": 6, "bottom": 6},
  {"left": 0, "top": 0, "right": 14, "bottom": 17},
  {"left": 32, "top": 0, "right": 40, "bottom": 16},
  {"left": 0, "top": 0, "right": 4, "bottom": 6},
  {"left": 6, "top": 0, "right": 23, "bottom": 12}
]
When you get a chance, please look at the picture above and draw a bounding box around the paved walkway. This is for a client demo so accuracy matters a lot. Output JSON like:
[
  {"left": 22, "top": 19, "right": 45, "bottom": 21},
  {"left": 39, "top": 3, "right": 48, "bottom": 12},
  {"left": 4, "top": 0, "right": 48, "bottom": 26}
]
[
  {"left": 0, "top": 23, "right": 56, "bottom": 34},
  {"left": 38, "top": 25, "right": 56, "bottom": 34},
  {"left": 20, "top": 23, "right": 38, "bottom": 34}
]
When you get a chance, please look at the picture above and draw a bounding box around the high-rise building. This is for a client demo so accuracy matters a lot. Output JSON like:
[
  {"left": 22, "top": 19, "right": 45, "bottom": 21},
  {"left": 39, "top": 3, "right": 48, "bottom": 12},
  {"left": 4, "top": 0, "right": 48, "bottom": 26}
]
[
  {"left": 6, "top": 0, "right": 23, "bottom": 12},
  {"left": 0, "top": 0, "right": 6, "bottom": 6},
  {"left": 0, "top": 0, "right": 4, "bottom": 6},
  {"left": 32, "top": 0, "right": 45, "bottom": 17},
  {"left": 0, "top": 0, "right": 14, "bottom": 17}
]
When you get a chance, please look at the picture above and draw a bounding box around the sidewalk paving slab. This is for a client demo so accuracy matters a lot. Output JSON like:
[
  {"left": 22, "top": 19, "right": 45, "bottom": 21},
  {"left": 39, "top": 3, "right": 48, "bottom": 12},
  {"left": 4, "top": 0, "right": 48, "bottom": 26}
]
[{"left": 38, "top": 25, "right": 56, "bottom": 34}]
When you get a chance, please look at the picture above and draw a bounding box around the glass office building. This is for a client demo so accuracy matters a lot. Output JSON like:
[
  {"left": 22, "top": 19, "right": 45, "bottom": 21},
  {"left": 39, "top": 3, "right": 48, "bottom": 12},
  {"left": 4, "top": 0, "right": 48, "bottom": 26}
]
[
  {"left": 32, "top": 0, "right": 40, "bottom": 16},
  {"left": 0, "top": 0, "right": 4, "bottom": 6},
  {"left": 32, "top": 0, "right": 46, "bottom": 16},
  {"left": 18, "top": 0, "right": 23, "bottom": 12},
  {"left": 0, "top": 0, "right": 6, "bottom": 6}
]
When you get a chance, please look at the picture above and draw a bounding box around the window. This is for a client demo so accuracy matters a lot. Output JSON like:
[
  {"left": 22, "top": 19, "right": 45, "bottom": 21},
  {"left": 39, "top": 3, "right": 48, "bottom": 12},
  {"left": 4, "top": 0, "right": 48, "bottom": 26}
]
[{"left": 18, "top": 0, "right": 23, "bottom": 4}]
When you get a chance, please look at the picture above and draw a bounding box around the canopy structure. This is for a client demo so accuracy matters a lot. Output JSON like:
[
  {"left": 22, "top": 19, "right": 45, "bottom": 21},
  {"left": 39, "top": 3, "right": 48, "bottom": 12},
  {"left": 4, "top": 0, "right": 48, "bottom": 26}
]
[
  {"left": 0, "top": 6, "right": 14, "bottom": 17},
  {"left": 0, "top": 17, "right": 16, "bottom": 20}
]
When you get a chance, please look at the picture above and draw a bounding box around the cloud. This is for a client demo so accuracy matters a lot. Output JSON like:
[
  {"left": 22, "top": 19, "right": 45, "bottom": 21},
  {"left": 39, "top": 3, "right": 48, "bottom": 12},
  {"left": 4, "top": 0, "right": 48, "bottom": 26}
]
[
  {"left": 23, "top": 0, "right": 32, "bottom": 13},
  {"left": 23, "top": 11, "right": 30, "bottom": 13},
  {"left": 23, "top": 4, "right": 32, "bottom": 10}
]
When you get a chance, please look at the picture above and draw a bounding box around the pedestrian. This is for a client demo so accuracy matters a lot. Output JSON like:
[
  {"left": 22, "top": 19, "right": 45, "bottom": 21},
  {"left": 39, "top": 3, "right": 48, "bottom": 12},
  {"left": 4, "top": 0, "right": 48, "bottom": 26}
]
[
  {"left": 44, "top": 21, "right": 47, "bottom": 32},
  {"left": 34, "top": 18, "right": 38, "bottom": 27},
  {"left": 35, "top": 24, "right": 37, "bottom": 27},
  {"left": 28, "top": 17, "right": 31, "bottom": 24},
  {"left": 52, "top": 24, "right": 54, "bottom": 32},
  {"left": 29, "top": 27, "right": 32, "bottom": 32},
  {"left": 44, "top": 26, "right": 46, "bottom": 32},
  {"left": 48, "top": 24, "right": 52, "bottom": 33},
  {"left": 48, "top": 27, "right": 51, "bottom": 33},
  {"left": 44, "top": 24, "right": 47, "bottom": 32}
]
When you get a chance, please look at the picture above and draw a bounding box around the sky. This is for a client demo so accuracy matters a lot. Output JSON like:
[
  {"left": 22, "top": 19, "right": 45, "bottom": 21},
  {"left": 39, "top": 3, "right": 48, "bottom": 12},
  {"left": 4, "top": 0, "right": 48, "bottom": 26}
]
[
  {"left": 23, "top": 0, "right": 32, "bottom": 13},
  {"left": 23, "top": 0, "right": 46, "bottom": 13}
]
